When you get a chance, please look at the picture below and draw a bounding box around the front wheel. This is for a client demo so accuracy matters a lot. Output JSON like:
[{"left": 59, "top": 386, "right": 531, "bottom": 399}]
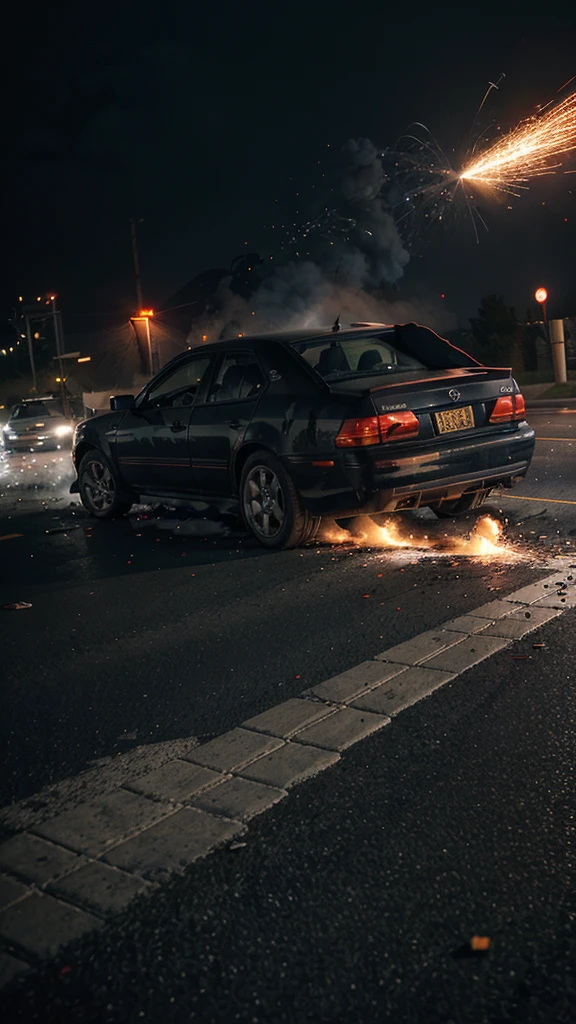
[
  {"left": 239, "top": 451, "right": 313, "bottom": 550},
  {"left": 78, "top": 450, "right": 132, "bottom": 519}
]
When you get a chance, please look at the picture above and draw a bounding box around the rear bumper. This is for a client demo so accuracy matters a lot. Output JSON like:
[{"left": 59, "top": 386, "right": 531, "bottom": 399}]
[{"left": 287, "top": 424, "right": 535, "bottom": 517}]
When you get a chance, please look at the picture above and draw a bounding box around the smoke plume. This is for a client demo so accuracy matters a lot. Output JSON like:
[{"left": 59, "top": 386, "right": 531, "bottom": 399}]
[{"left": 186, "top": 138, "right": 454, "bottom": 343}]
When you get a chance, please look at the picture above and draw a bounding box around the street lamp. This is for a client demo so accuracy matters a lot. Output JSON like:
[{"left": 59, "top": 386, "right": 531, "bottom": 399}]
[
  {"left": 130, "top": 309, "right": 155, "bottom": 375},
  {"left": 535, "top": 287, "right": 548, "bottom": 326}
]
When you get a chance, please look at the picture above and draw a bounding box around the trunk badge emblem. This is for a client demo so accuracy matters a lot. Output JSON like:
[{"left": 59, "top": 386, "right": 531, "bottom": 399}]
[{"left": 448, "top": 389, "right": 461, "bottom": 402}]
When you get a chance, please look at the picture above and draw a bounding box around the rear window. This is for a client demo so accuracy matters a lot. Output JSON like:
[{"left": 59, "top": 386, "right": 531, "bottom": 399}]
[
  {"left": 11, "top": 402, "right": 59, "bottom": 420},
  {"left": 292, "top": 335, "right": 425, "bottom": 381}
]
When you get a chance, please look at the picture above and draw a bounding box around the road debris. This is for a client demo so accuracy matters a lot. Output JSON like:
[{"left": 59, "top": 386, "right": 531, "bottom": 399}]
[
  {"left": 2, "top": 601, "right": 33, "bottom": 610},
  {"left": 46, "top": 525, "right": 81, "bottom": 535},
  {"left": 452, "top": 935, "right": 491, "bottom": 958}
]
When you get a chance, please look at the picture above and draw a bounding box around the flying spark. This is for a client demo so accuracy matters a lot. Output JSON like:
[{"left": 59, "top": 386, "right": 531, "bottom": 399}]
[
  {"left": 319, "top": 515, "right": 522, "bottom": 561},
  {"left": 460, "top": 89, "right": 576, "bottom": 192}
]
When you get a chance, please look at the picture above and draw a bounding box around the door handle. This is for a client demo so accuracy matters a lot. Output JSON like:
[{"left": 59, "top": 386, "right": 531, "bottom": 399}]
[
  {"left": 228, "top": 419, "right": 241, "bottom": 429},
  {"left": 170, "top": 420, "right": 186, "bottom": 433}
]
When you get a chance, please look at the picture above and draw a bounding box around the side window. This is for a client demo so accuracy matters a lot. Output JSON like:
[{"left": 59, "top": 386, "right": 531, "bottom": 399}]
[
  {"left": 145, "top": 357, "right": 211, "bottom": 408},
  {"left": 207, "top": 352, "right": 265, "bottom": 403}
]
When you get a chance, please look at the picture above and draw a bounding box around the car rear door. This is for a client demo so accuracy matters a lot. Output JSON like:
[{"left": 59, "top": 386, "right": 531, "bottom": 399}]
[
  {"left": 115, "top": 353, "right": 213, "bottom": 494},
  {"left": 188, "top": 350, "right": 267, "bottom": 496}
]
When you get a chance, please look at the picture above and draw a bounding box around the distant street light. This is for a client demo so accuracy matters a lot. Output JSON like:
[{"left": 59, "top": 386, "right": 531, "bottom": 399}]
[
  {"left": 535, "top": 286, "right": 548, "bottom": 325},
  {"left": 130, "top": 311, "right": 155, "bottom": 375}
]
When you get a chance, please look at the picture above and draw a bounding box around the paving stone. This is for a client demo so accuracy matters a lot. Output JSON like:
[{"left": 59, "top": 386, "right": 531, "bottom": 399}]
[
  {"left": 104, "top": 808, "right": 245, "bottom": 881},
  {"left": 351, "top": 665, "right": 456, "bottom": 716},
  {"left": 0, "top": 893, "right": 101, "bottom": 959},
  {"left": 49, "top": 861, "right": 153, "bottom": 917},
  {"left": 292, "top": 707, "right": 389, "bottom": 751},
  {"left": 238, "top": 743, "right": 340, "bottom": 789},
  {"left": 242, "top": 698, "right": 336, "bottom": 738},
  {"left": 0, "top": 951, "right": 29, "bottom": 988},
  {"left": 422, "top": 634, "right": 510, "bottom": 673},
  {"left": 189, "top": 776, "right": 287, "bottom": 821},
  {"left": 185, "top": 728, "right": 284, "bottom": 773},
  {"left": 33, "top": 790, "right": 168, "bottom": 857},
  {"left": 441, "top": 614, "right": 495, "bottom": 633},
  {"left": 303, "top": 660, "right": 407, "bottom": 703},
  {"left": 375, "top": 630, "right": 467, "bottom": 666},
  {"left": 0, "top": 874, "right": 29, "bottom": 911},
  {"left": 462, "top": 599, "right": 517, "bottom": 619},
  {"left": 503, "top": 573, "right": 572, "bottom": 605},
  {"left": 481, "top": 605, "right": 561, "bottom": 638},
  {"left": 532, "top": 590, "right": 576, "bottom": 610},
  {"left": 0, "top": 833, "right": 86, "bottom": 886},
  {"left": 125, "top": 760, "right": 222, "bottom": 803}
]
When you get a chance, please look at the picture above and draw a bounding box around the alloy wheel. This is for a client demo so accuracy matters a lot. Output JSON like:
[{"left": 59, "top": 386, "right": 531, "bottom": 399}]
[
  {"left": 82, "top": 460, "right": 116, "bottom": 512},
  {"left": 243, "top": 465, "right": 286, "bottom": 539}
]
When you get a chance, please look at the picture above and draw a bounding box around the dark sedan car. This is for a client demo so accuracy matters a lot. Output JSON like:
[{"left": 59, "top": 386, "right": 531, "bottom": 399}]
[
  {"left": 70, "top": 322, "right": 535, "bottom": 549},
  {"left": 2, "top": 398, "right": 75, "bottom": 453}
]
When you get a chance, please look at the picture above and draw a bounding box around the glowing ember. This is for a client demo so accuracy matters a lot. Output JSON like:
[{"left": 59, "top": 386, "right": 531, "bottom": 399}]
[
  {"left": 460, "top": 89, "right": 576, "bottom": 192},
  {"left": 319, "top": 515, "right": 521, "bottom": 560}
]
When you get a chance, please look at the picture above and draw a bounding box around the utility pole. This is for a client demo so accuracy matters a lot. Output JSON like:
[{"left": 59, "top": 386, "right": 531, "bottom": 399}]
[
  {"left": 51, "top": 296, "right": 69, "bottom": 417},
  {"left": 130, "top": 218, "right": 144, "bottom": 311},
  {"left": 17, "top": 294, "right": 71, "bottom": 413},
  {"left": 24, "top": 314, "right": 37, "bottom": 392}
]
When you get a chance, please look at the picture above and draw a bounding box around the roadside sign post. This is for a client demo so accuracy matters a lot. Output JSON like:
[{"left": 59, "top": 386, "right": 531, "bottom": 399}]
[{"left": 549, "top": 319, "right": 568, "bottom": 385}]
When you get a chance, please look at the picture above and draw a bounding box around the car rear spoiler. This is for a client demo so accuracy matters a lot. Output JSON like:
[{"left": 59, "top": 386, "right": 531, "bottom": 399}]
[
  {"left": 367, "top": 366, "right": 514, "bottom": 395},
  {"left": 394, "top": 322, "right": 482, "bottom": 369}
]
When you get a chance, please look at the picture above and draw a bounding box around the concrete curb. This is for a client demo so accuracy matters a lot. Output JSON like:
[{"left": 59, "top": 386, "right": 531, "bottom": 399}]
[{"left": 1, "top": 563, "right": 575, "bottom": 988}]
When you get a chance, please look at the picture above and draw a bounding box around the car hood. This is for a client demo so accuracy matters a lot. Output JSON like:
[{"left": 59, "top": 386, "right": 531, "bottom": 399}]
[{"left": 7, "top": 417, "right": 70, "bottom": 433}]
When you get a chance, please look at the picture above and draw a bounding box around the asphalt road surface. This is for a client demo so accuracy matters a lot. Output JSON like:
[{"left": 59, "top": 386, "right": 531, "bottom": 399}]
[{"left": 1, "top": 408, "right": 575, "bottom": 1021}]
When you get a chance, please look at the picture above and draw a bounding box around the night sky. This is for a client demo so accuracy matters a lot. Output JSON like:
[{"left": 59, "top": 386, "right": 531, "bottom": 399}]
[{"left": 3, "top": 4, "right": 576, "bottom": 338}]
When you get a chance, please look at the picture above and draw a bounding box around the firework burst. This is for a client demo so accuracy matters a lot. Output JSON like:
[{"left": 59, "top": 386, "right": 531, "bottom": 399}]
[
  {"left": 393, "top": 81, "right": 576, "bottom": 239},
  {"left": 460, "top": 88, "right": 576, "bottom": 192}
]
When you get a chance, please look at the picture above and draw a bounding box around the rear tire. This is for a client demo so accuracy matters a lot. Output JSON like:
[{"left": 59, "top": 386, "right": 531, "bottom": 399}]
[
  {"left": 78, "top": 450, "right": 132, "bottom": 519},
  {"left": 239, "top": 450, "right": 312, "bottom": 550}
]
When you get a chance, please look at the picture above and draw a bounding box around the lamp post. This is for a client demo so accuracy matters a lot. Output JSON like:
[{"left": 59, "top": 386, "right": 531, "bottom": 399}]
[
  {"left": 130, "top": 309, "right": 155, "bottom": 376},
  {"left": 534, "top": 287, "right": 548, "bottom": 332},
  {"left": 130, "top": 219, "right": 144, "bottom": 311}
]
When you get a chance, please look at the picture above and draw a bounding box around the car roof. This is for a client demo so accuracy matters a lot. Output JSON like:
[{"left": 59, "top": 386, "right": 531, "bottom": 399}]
[{"left": 193, "top": 324, "right": 395, "bottom": 355}]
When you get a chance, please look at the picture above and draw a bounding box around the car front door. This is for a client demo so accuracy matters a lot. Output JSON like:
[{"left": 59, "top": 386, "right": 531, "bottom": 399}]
[
  {"left": 189, "top": 351, "right": 266, "bottom": 496},
  {"left": 115, "top": 353, "right": 213, "bottom": 494}
]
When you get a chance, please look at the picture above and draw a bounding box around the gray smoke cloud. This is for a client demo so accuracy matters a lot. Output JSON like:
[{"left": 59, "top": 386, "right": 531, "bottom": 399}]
[{"left": 186, "top": 138, "right": 455, "bottom": 343}]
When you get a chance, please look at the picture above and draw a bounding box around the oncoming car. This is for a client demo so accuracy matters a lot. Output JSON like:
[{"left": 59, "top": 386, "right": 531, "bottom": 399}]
[
  {"left": 1, "top": 398, "right": 75, "bottom": 453},
  {"left": 70, "top": 322, "right": 535, "bottom": 549}
]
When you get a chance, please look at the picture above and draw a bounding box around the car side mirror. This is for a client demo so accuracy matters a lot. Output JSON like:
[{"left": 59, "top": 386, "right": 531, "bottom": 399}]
[{"left": 110, "top": 395, "right": 135, "bottom": 411}]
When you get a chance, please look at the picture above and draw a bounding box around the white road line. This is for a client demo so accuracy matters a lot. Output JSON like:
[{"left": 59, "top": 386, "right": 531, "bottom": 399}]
[{"left": 1, "top": 559, "right": 574, "bottom": 984}]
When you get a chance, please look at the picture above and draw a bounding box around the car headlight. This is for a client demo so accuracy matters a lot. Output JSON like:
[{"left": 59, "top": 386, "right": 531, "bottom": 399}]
[
  {"left": 7, "top": 433, "right": 18, "bottom": 441},
  {"left": 54, "top": 424, "right": 73, "bottom": 437}
]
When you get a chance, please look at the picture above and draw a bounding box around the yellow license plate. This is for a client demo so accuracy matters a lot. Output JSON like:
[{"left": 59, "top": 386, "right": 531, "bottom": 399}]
[{"left": 435, "top": 405, "right": 475, "bottom": 433}]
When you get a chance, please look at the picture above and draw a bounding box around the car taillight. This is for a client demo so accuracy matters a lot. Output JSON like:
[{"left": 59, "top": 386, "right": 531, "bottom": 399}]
[
  {"left": 378, "top": 411, "right": 420, "bottom": 441},
  {"left": 335, "top": 411, "right": 419, "bottom": 447},
  {"left": 489, "top": 393, "right": 526, "bottom": 424},
  {"left": 335, "top": 416, "right": 380, "bottom": 447}
]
